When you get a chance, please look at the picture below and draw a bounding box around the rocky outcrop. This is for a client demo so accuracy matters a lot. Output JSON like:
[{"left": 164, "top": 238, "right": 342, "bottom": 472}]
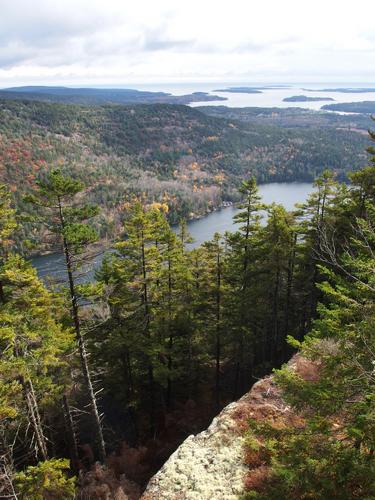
[
  {"left": 141, "top": 355, "right": 316, "bottom": 500},
  {"left": 76, "top": 355, "right": 315, "bottom": 499}
]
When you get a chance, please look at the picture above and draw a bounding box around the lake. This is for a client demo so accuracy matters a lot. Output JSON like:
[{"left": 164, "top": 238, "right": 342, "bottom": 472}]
[
  {"left": 32, "top": 182, "right": 313, "bottom": 281},
  {"left": 186, "top": 182, "right": 313, "bottom": 247}
]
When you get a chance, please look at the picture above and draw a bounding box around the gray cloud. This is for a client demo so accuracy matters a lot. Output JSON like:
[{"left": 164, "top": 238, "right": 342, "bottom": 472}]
[
  {"left": 141, "top": 34, "right": 194, "bottom": 52},
  {"left": 0, "top": 0, "right": 374, "bottom": 84}
]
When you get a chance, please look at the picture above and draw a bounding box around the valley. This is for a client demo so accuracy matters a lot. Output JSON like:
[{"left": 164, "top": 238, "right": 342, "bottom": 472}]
[{"left": 0, "top": 99, "right": 370, "bottom": 254}]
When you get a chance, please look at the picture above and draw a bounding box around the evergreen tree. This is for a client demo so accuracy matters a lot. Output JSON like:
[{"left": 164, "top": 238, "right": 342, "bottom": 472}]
[
  {"left": 244, "top": 131, "right": 375, "bottom": 498},
  {"left": 0, "top": 254, "right": 73, "bottom": 457},
  {"left": 157, "top": 223, "right": 191, "bottom": 408},
  {"left": 259, "top": 204, "right": 297, "bottom": 364},
  {"left": 97, "top": 200, "right": 169, "bottom": 434},
  {"left": 26, "top": 169, "right": 105, "bottom": 461},
  {"left": 226, "top": 177, "right": 264, "bottom": 396},
  {"left": 14, "top": 458, "right": 75, "bottom": 500},
  {"left": 294, "top": 170, "right": 339, "bottom": 335},
  {"left": 200, "top": 233, "right": 226, "bottom": 407},
  {"left": 245, "top": 200, "right": 375, "bottom": 499}
]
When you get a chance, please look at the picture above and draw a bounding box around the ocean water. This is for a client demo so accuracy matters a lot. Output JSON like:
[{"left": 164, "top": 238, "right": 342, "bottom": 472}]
[{"left": 132, "top": 82, "right": 375, "bottom": 111}]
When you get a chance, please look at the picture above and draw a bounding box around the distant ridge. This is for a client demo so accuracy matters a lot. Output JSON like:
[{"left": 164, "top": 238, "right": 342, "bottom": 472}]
[{"left": 0, "top": 85, "right": 226, "bottom": 105}]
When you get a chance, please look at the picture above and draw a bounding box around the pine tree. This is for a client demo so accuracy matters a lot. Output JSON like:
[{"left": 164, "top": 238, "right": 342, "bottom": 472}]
[
  {"left": 97, "top": 200, "right": 169, "bottom": 434},
  {"left": 246, "top": 196, "right": 375, "bottom": 499},
  {"left": 200, "top": 233, "right": 226, "bottom": 407},
  {"left": 226, "top": 177, "right": 264, "bottom": 396},
  {"left": 26, "top": 169, "right": 106, "bottom": 461},
  {"left": 157, "top": 223, "right": 191, "bottom": 408},
  {"left": 294, "top": 170, "right": 339, "bottom": 335},
  {"left": 259, "top": 204, "right": 297, "bottom": 364},
  {"left": 244, "top": 134, "right": 375, "bottom": 498},
  {"left": 0, "top": 255, "right": 73, "bottom": 461},
  {"left": 14, "top": 458, "right": 76, "bottom": 499}
]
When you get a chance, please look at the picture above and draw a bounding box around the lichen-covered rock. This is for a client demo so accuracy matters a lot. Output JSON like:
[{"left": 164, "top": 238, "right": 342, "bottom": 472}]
[
  {"left": 76, "top": 356, "right": 314, "bottom": 499},
  {"left": 142, "top": 355, "right": 315, "bottom": 500},
  {"left": 141, "top": 411, "right": 246, "bottom": 499}
]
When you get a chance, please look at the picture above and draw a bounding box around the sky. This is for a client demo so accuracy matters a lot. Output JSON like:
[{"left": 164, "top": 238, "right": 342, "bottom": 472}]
[{"left": 1, "top": 0, "right": 375, "bottom": 87}]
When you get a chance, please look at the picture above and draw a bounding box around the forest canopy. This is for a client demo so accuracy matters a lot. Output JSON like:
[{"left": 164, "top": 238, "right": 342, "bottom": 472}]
[{"left": 0, "top": 109, "right": 374, "bottom": 499}]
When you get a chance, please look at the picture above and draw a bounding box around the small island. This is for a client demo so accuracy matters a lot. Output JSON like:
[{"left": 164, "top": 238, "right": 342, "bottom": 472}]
[
  {"left": 213, "top": 87, "right": 263, "bottom": 94},
  {"left": 179, "top": 92, "right": 227, "bottom": 104},
  {"left": 283, "top": 95, "right": 335, "bottom": 102},
  {"left": 302, "top": 87, "right": 375, "bottom": 93}
]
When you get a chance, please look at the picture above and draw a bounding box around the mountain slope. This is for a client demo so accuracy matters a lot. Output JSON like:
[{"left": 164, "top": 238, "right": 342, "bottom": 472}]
[{"left": 0, "top": 99, "right": 369, "bottom": 250}]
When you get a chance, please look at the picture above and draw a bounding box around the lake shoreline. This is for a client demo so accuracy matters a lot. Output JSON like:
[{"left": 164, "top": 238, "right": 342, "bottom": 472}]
[
  {"left": 31, "top": 182, "right": 314, "bottom": 278},
  {"left": 29, "top": 180, "right": 314, "bottom": 260}
]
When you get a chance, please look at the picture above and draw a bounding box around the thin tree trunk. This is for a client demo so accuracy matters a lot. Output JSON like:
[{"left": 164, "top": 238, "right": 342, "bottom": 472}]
[
  {"left": 233, "top": 333, "right": 244, "bottom": 399},
  {"left": 215, "top": 246, "right": 222, "bottom": 408},
  {"left": 0, "top": 452, "right": 18, "bottom": 500},
  {"left": 58, "top": 197, "right": 106, "bottom": 462},
  {"left": 283, "top": 233, "right": 297, "bottom": 358},
  {"left": 233, "top": 203, "right": 251, "bottom": 399},
  {"left": 166, "top": 248, "right": 173, "bottom": 409},
  {"left": 62, "top": 395, "right": 80, "bottom": 473},
  {"left": 21, "top": 378, "right": 48, "bottom": 461},
  {"left": 141, "top": 232, "right": 156, "bottom": 436},
  {"left": 0, "top": 280, "right": 5, "bottom": 305},
  {"left": 166, "top": 333, "right": 173, "bottom": 409},
  {"left": 122, "top": 352, "right": 139, "bottom": 444},
  {"left": 271, "top": 267, "right": 280, "bottom": 363}
]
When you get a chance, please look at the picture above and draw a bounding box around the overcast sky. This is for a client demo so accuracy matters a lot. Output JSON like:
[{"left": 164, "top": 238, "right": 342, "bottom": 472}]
[{"left": 1, "top": 0, "right": 375, "bottom": 87}]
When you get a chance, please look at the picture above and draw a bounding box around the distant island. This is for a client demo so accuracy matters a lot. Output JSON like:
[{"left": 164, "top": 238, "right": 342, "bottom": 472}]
[
  {"left": 185, "top": 92, "right": 227, "bottom": 103},
  {"left": 322, "top": 101, "right": 375, "bottom": 113},
  {"left": 214, "top": 85, "right": 290, "bottom": 94},
  {"left": 214, "top": 87, "right": 263, "bottom": 94},
  {"left": 0, "top": 86, "right": 227, "bottom": 105},
  {"left": 283, "top": 95, "right": 335, "bottom": 102},
  {"left": 302, "top": 87, "right": 375, "bottom": 93}
]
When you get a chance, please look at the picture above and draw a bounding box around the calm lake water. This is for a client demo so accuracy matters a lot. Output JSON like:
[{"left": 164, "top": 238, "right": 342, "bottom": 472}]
[
  {"left": 32, "top": 182, "right": 313, "bottom": 281},
  {"left": 186, "top": 182, "right": 313, "bottom": 247}
]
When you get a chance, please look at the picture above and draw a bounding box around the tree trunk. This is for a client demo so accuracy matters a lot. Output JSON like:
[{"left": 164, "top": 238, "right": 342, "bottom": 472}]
[
  {"left": 166, "top": 249, "right": 173, "bottom": 409},
  {"left": 58, "top": 197, "right": 106, "bottom": 462},
  {"left": 62, "top": 395, "right": 80, "bottom": 473},
  {"left": 283, "top": 233, "right": 297, "bottom": 358},
  {"left": 271, "top": 267, "right": 281, "bottom": 363},
  {"left": 0, "top": 451, "right": 18, "bottom": 500},
  {"left": 0, "top": 280, "right": 5, "bottom": 305},
  {"left": 141, "top": 232, "right": 156, "bottom": 436},
  {"left": 21, "top": 378, "right": 48, "bottom": 461},
  {"left": 215, "top": 247, "right": 222, "bottom": 408}
]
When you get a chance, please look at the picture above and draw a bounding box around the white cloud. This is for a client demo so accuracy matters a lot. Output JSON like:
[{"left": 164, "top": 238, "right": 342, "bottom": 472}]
[{"left": 0, "top": 0, "right": 374, "bottom": 85}]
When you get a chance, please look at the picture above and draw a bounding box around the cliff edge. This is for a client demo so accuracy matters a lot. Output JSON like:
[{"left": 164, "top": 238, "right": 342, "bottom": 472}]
[{"left": 142, "top": 355, "right": 315, "bottom": 499}]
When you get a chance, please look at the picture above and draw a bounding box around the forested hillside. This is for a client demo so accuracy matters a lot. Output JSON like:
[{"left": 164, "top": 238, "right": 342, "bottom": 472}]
[
  {"left": 0, "top": 99, "right": 370, "bottom": 252},
  {"left": 0, "top": 123, "right": 374, "bottom": 497},
  {"left": 198, "top": 104, "right": 373, "bottom": 130},
  {"left": 0, "top": 86, "right": 227, "bottom": 105}
]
